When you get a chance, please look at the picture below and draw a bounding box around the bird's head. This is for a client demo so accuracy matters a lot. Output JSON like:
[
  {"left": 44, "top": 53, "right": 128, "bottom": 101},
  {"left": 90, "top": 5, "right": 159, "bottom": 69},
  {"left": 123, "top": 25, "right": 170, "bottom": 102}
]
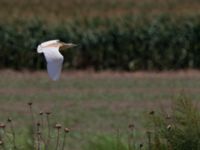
[
  {"left": 37, "top": 45, "right": 43, "bottom": 53},
  {"left": 59, "top": 42, "right": 77, "bottom": 50}
]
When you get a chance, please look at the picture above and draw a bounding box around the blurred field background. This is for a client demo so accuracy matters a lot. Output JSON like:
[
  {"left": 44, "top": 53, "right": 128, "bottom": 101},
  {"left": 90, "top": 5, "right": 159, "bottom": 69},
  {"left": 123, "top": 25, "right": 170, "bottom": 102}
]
[
  {"left": 0, "top": 0, "right": 200, "bottom": 149},
  {"left": 0, "top": 0, "right": 200, "bottom": 70},
  {"left": 1, "top": 0, "right": 200, "bottom": 22}
]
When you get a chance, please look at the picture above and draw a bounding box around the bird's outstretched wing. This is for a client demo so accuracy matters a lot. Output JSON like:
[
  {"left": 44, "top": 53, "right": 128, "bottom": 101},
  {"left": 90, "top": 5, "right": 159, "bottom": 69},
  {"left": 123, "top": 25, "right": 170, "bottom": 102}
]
[{"left": 42, "top": 47, "right": 64, "bottom": 81}]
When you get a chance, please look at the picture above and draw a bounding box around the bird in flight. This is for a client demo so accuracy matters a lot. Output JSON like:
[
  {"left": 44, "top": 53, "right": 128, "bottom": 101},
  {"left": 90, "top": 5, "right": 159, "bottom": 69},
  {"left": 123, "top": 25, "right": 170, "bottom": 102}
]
[{"left": 37, "top": 40, "right": 76, "bottom": 81}]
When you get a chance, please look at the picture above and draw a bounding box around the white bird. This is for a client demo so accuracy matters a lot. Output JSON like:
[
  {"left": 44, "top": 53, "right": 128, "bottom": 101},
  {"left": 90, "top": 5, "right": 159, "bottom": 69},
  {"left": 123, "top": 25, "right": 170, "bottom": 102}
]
[{"left": 37, "top": 40, "right": 76, "bottom": 81}]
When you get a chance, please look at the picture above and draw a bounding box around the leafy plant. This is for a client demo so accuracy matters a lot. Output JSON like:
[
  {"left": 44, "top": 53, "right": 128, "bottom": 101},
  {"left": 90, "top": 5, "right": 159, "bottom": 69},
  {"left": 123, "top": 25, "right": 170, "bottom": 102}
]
[{"left": 148, "top": 95, "right": 200, "bottom": 150}]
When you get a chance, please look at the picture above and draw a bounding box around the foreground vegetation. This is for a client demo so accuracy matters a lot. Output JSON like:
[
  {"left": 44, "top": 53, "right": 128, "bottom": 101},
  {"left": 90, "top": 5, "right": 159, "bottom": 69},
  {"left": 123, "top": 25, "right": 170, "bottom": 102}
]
[
  {"left": 1, "top": 90, "right": 200, "bottom": 149},
  {"left": 85, "top": 95, "right": 200, "bottom": 150},
  {"left": 0, "top": 0, "right": 200, "bottom": 71},
  {"left": 0, "top": 71, "right": 200, "bottom": 149}
]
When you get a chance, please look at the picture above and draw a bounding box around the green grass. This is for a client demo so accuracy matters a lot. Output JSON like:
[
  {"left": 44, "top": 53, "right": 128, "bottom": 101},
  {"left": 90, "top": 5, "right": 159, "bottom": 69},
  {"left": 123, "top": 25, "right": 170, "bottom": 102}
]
[
  {"left": 0, "top": 70, "right": 200, "bottom": 149},
  {"left": 146, "top": 95, "right": 200, "bottom": 150}
]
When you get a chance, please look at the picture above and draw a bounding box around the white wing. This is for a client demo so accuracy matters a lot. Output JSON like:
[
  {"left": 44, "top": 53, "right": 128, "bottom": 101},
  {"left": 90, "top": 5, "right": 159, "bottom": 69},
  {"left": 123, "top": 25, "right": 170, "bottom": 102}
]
[
  {"left": 42, "top": 47, "right": 64, "bottom": 81},
  {"left": 37, "top": 40, "right": 60, "bottom": 53}
]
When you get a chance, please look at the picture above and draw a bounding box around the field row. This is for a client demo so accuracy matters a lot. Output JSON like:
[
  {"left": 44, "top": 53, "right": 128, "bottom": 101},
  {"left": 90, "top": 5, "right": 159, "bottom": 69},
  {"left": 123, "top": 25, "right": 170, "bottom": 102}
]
[
  {"left": 1, "top": 15, "right": 200, "bottom": 70},
  {"left": 0, "top": 0, "right": 200, "bottom": 23}
]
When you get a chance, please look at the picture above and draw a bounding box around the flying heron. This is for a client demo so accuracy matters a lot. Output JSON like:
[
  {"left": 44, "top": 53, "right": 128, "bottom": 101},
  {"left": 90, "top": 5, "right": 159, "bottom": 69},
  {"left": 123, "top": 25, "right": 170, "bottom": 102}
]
[{"left": 37, "top": 40, "right": 76, "bottom": 80}]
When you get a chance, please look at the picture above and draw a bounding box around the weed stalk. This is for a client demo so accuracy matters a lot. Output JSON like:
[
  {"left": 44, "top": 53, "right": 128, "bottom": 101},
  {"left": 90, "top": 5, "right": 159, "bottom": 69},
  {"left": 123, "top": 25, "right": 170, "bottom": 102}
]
[
  {"left": 7, "top": 118, "right": 17, "bottom": 150},
  {"left": 61, "top": 128, "right": 69, "bottom": 150}
]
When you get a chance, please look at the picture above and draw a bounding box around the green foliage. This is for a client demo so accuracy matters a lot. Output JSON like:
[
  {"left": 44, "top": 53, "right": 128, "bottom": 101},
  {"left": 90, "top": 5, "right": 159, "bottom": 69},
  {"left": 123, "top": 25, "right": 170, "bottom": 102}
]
[
  {"left": 149, "top": 95, "right": 200, "bottom": 150},
  {"left": 0, "top": 14, "right": 200, "bottom": 70},
  {"left": 84, "top": 135, "right": 128, "bottom": 150}
]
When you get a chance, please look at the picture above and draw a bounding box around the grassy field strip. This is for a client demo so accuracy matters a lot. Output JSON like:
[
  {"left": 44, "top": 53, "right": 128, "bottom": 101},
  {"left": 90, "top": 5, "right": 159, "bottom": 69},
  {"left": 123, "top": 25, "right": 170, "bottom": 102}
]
[{"left": 0, "top": 71, "right": 200, "bottom": 149}]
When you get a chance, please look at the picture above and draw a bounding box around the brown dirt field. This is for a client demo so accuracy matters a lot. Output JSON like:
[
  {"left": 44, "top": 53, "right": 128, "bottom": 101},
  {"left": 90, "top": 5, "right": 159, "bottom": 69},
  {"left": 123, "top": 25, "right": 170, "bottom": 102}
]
[{"left": 0, "top": 0, "right": 200, "bottom": 23}]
